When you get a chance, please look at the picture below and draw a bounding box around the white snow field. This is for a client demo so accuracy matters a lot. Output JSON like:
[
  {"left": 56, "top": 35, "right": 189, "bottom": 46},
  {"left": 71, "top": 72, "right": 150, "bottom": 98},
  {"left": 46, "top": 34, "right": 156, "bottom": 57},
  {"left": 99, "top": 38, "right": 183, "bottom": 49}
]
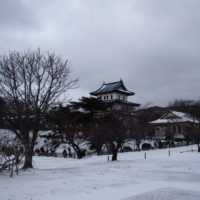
[{"left": 1, "top": 145, "right": 200, "bottom": 200}]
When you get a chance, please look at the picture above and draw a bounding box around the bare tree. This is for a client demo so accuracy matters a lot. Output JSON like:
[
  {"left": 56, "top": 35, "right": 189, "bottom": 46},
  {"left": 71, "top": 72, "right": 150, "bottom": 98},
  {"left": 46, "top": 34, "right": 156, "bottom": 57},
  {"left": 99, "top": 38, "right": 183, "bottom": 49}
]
[
  {"left": 46, "top": 106, "right": 88, "bottom": 159},
  {"left": 183, "top": 126, "right": 193, "bottom": 145},
  {"left": 0, "top": 134, "right": 24, "bottom": 176},
  {"left": 186, "top": 124, "right": 200, "bottom": 152},
  {"left": 46, "top": 97, "right": 109, "bottom": 159},
  {"left": 129, "top": 120, "right": 147, "bottom": 151},
  {"left": 0, "top": 97, "right": 5, "bottom": 128},
  {"left": 89, "top": 125, "right": 105, "bottom": 155},
  {"left": 165, "top": 126, "right": 174, "bottom": 147},
  {"left": 193, "top": 126, "right": 200, "bottom": 152},
  {"left": 93, "top": 114, "right": 128, "bottom": 161},
  {"left": 0, "top": 49, "right": 78, "bottom": 168}
]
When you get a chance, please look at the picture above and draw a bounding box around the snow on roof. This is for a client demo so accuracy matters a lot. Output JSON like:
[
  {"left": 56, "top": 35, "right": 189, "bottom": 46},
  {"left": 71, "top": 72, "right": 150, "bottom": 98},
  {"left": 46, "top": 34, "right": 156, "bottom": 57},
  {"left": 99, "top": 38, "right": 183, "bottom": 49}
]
[
  {"left": 150, "top": 110, "right": 199, "bottom": 124},
  {"left": 170, "top": 111, "right": 188, "bottom": 118}
]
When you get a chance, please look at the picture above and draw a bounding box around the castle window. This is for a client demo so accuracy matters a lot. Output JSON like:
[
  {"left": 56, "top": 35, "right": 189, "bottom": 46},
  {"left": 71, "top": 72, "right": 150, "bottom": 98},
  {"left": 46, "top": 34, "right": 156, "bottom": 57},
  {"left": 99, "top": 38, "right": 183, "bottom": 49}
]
[
  {"left": 111, "top": 95, "right": 113, "bottom": 99},
  {"left": 118, "top": 95, "right": 120, "bottom": 100}
]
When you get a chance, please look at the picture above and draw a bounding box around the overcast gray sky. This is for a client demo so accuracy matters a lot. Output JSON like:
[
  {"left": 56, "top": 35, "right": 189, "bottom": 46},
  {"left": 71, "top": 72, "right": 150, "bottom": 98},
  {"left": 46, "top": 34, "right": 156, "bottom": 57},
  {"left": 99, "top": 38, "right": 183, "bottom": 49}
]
[{"left": 0, "top": 0, "right": 200, "bottom": 106}]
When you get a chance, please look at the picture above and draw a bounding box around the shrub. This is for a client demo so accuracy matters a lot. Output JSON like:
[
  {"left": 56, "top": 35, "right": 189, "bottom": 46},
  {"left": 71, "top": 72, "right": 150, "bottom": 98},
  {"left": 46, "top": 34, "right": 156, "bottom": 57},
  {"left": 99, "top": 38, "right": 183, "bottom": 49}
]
[{"left": 142, "top": 143, "right": 152, "bottom": 150}]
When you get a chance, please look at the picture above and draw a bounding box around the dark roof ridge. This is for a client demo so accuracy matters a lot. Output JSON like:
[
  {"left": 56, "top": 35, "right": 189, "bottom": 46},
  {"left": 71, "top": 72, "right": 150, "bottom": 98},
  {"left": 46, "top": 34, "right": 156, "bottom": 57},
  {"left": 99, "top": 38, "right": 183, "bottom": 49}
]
[
  {"left": 90, "top": 79, "right": 134, "bottom": 96},
  {"left": 103, "top": 80, "right": 122, "bottom": 85},
  {"left": 101, "top": 81, "right": 122, "bottom": 91}
]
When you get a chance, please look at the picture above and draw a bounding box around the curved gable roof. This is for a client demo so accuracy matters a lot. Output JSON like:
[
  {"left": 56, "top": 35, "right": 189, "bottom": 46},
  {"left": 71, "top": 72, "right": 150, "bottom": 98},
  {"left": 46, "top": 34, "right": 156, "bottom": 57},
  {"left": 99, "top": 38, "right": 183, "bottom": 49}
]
[{"left": 90, "top": 80, "right": 134, "bottom": 96}]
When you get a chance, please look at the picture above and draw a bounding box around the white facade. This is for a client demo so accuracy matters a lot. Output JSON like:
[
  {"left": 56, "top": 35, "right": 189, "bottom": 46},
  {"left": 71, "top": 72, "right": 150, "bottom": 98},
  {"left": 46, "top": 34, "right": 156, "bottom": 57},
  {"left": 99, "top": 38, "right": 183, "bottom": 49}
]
[
  {"left": 155, "top": 125, "right": 185, "bottom": 140},
  {"left": 97, "top": 92, "right": 128, "bottom": 102}
]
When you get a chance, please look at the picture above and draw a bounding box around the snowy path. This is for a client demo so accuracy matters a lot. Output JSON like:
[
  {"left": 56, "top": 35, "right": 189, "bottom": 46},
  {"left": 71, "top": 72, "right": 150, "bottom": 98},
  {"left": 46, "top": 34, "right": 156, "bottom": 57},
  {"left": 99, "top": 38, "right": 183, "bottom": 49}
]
[{"left": 1, "top": 145, "right": 200, "bottom": 200}]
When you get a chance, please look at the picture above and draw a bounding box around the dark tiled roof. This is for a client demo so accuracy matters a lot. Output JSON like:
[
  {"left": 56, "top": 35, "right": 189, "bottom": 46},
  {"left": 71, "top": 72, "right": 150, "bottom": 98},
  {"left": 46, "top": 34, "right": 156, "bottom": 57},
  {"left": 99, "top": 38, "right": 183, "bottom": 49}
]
[{"left": 90, "top": 80, "right": 134, "bottom": 96}]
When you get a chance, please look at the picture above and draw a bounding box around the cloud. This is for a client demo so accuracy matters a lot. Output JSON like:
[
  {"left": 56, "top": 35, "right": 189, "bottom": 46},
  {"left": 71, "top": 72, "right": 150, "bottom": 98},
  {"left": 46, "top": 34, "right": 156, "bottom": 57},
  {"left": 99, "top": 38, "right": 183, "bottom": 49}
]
[
  {"left": 0, "top": 0, "right": 200, "bottom": 106},
  {"left": 0, "top": 0, "right": 38, "bottom": 29}
]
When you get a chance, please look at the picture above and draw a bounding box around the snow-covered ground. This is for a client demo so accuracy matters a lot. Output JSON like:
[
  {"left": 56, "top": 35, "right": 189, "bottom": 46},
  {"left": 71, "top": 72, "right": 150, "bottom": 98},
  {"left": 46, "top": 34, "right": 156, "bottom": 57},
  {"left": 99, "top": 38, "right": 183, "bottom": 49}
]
[{"left": 1, "top": 145, "right": 200, "bottom": 200}]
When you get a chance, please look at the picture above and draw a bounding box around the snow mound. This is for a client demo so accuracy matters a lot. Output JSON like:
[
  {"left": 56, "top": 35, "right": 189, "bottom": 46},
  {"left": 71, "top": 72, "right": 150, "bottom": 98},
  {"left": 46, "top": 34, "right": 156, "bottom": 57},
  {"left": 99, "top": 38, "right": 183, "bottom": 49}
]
[{"left": 123, "top": 188, "right": 200, "bottom": 200}]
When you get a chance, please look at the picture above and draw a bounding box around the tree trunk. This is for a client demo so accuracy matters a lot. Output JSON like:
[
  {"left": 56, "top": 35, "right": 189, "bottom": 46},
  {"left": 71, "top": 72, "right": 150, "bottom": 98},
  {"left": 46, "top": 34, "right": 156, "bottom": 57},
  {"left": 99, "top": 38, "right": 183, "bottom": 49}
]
[
  {"left": 76, "top": 149, "right": 85, "bottom": 159},
  {"left": 96, "top": 145, "right": 102, "bottom": 156},
  {"left": 168, "top": 140, "right": 171, "bottom": 148},
  {"left": 23, "top": 144, "right": 33, "bottom": 169},
  {"left": 111, "top": 143, "right": 121, "bottom": 161},
  {"left": 112, "top": 151, "right": 118, "bottom": 161},
  {"left": 136, "top": 143, "right": 140, "bottom": 151},
  {"left": 110, "top": 142, "right": 121, "bottom": 161},
  {"left": 71, "top": 143, "right": 85, "bottom": 159}
]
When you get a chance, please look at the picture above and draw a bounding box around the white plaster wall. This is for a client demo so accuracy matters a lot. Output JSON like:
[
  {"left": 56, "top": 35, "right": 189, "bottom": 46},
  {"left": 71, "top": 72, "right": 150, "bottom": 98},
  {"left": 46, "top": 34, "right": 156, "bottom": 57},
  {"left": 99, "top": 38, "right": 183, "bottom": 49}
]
[{"left": 97, "top": 93, "right": 128, "bottom": 101}]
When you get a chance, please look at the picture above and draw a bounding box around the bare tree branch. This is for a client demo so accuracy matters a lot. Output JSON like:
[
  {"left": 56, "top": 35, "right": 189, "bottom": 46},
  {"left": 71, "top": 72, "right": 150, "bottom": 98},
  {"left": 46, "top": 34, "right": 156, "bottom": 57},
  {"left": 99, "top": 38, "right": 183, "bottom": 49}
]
[{"left": 0, "top": 49, "right": 78, "bottom": 168}]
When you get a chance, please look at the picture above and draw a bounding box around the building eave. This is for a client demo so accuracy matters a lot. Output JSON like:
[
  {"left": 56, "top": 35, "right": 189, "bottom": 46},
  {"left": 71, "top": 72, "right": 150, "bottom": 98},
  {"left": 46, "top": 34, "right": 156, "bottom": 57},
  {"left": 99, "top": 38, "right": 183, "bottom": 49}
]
[
  {"left": 90, "top": 89, "right": 134, "bottom": 96},
  {"left": 106, "top": 99, "right": 140, "bottom": 106},
  {"left": 90, "top": 80, "right": 135, "bottom": 96}
]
